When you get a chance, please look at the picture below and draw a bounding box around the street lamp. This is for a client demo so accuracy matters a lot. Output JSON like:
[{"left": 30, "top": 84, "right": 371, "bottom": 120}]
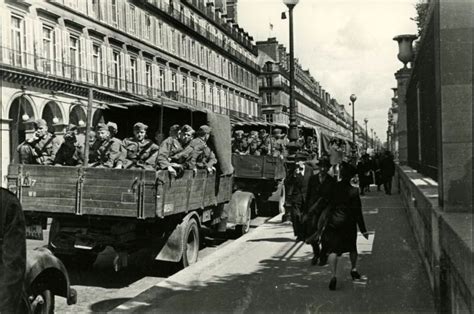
[
  {"left": 283, "top": 0, "right": 299, "bottom": 142},
  {"left": 364, "top": 118, "right": 368, "bottom": 152},
  {"left": 370, "top": 128, "right": 374, "bottom": 149},
  {"left": 349, "top": 94, "right": 357, "bottom": 151}
]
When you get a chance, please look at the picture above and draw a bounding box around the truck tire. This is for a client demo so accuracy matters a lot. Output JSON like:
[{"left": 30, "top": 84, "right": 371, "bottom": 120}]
[
  {"left": 181, "top": 218, "right": 200, "bottom": 268},
  {"left": 29, "top": 289, "right": 54, "bottom": 314},
  {"left": 235, "top": 198, "right": 253, "bottom": 236}
]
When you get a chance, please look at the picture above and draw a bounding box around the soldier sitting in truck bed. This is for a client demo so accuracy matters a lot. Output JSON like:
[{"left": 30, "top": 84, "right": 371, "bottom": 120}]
[
  {"left": 122, "top": 122, "right": 159, "bottom": 170},
  {"left": 171, "top": 125, "right": 217, "bottom": 174},
  {"left": 17, "top": 119, "right": 62, "bottom": 165},
  {"left": 231, "top": 130, "right": 248, "bottom": 154},
  {"left": 89, "top": 123, "right": 124, "bottom": 168},
  {"left": 54, "top": 124, "right": 84, "bottom": 166},
  {"left": 156, "top": 124, "right": 184, "bottom": 176}
]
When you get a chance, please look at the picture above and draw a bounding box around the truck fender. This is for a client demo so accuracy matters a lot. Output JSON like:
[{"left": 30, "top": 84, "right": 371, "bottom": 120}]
[
  {"left": 225, "top": 191, "right": 255, "bottom": 225},
  {"left": 155, "top": 212, "right": 200, "bottom": 262},
  {"left": 24, "top": 247, "right": 77, "bottom": 305}
]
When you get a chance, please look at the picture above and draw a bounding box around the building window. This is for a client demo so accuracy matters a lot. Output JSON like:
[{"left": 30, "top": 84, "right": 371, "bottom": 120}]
[
  {"left": 191, "top": 41, "right": 196, "bottom": 62},
  {"left": 111, "top": 0, "right": 118, "bottom": 26},
  {"left": 181, "top": 35, "right": 186, "bottom": 58},
  {"left": 11, "top": 15, "right": 24, "bottom": 66},
  {"left": 129, "top": 5, "right": 136, "bottom": 33},
  {"left": 92, "top": 44, "right": 102, "bottom": 84},
  {"left": 159, "top": 68, "right": 165, "bottom": 91},
  {"left": 92, "top": 0, "right": 101, "bottom": 19},
  {"left": 171, "top": 72, "right": 177, "bottom": 91},
  {"left": 265, "top": 114, "right": 274, "bottom": 123},
  {"left": 112, "top": 50, "right": 121, "bottom": 89},
  {"left": 145, "top": 63, "right": 152, "bottom": 88},
  {"left": 145, "top": 14, "right": 151, "bottom": 40},
  {"left": 265, "top": 93, "right": 272, "bottom": 105},
  {"left": 171, "top": 29, "right": 176, "bottom": 52},
  {"left": 192, "top": 81, "right": 197, "bottom": 102},
  {"left": 157, "top": 22, "right": 163, "bottom": 45},
  {"left": 42, "top": 25, "right": 55, "bottom": 73},
  {"left": 130, "top": 57, "right": 137, "bottom": 92},
  {"left": 182, "top": 76, "right": 187, "bottom": 97},
  {"left": 69, "top": 36, "right": 79, "bottom": 79}
]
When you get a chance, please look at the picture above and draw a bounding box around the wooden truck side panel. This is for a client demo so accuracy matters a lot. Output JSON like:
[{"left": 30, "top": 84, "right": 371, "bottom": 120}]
[
  {"left": 7, "top": 165, "right": 231, "bottom": 219},
  {"left": 232, "top": 154, "right": 286, "bottom": 180}
]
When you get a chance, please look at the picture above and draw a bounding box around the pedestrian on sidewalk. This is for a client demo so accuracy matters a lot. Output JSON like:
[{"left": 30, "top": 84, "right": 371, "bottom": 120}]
[
  {"left": 357, "top": 154, "right": 372, "bottom": 195},
  {"left": 381, "top": 150, "right": 395, "bottom": 195},
  {"left": 322, "top": 162, "right": 369, "bottom": 291},
  {"left": 303, "top": 157, "right": 336, "bottom": 266},
  {"left": 284, "top": 152, "right": 312, "bottom": 240}
]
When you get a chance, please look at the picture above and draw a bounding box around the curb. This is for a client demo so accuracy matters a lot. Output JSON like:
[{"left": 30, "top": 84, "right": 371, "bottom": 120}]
[{"left": 112, "top": 213, "right": 283, "bottom": 312}]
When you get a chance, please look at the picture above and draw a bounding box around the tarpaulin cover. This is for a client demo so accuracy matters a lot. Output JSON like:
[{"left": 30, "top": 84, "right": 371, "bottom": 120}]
[
  {"left": 207, "top": 111, "right": 234, "bottom": 175},
  {"left": 320, "top": 131, "right": 332, "bottom": 155}
]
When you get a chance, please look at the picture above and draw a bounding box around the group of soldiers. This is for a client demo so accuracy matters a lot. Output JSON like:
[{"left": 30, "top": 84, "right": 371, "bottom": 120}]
[
  {"left": 231, "top": 128, "right": 318, "bottom": 158},
  {"left": 17, "top": 118, "right": 217, "bottom": 176}
]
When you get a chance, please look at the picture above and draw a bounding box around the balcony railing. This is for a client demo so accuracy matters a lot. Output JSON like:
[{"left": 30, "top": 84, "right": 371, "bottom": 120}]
[
  {"left": 0, "top": 46, "right": 242, "bottom": 117},
  {"left": 149, "top": 0, "right": 260, "bottom": 72}
]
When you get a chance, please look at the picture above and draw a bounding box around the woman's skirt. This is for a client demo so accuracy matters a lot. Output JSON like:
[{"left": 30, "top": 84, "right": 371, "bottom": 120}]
[{"left": 322, "top": 223, "right": 357, "bottom": 255}]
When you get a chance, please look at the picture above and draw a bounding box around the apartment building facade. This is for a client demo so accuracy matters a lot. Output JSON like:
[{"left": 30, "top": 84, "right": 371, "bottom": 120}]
[{"left": 0, "top": 0, "right": 260, "bottom": 181}]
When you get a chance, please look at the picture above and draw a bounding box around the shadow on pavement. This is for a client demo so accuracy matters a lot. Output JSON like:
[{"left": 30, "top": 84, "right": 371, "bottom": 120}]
[{"left": 247, "top": 237, "right": 295, "bottom": 243}]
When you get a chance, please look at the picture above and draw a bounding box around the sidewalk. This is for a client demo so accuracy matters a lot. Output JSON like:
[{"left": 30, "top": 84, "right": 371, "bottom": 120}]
[{"left": 113, "top": 189, "right": 435, "bottom": 313}]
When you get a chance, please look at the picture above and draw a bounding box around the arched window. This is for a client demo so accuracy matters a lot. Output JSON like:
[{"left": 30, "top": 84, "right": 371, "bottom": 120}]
[
  {"left": 42, "top": 101, "right": 63, "bottom": 131},
  {"left": 69, "top": 104, "right": 87, "bottom": 127},
  {"left": 8, "top": 96, "right": 35, "bottom": 163}
]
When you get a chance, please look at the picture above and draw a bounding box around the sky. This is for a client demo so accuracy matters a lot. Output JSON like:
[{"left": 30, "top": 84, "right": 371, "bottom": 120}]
[{"left": 238, "top": 0, "right": 418, "bottom": 142}]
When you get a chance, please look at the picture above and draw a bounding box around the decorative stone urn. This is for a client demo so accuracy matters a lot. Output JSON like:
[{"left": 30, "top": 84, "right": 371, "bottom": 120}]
[{"left": 393, "top": 34, "right": 417, "bottom": 68}]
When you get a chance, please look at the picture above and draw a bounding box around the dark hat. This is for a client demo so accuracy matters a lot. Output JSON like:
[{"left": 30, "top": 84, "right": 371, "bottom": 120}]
[
  {"left": 66, "top": 124, "right": 77, "bottom": 132},
  {"left": 295, "top": 151, "right": 310, "bottom": 162},
  {"left": 197, "top": 125, "right": 212, "bottom": 136},
  {"left": 133, "top": 122, "right": 148, "bottom": 131},
  {"left": 234, "top": 130, "right": 244, "bottom": 135},
  {"left": 169, "top": 124, "right": 180, "bottom": 136},
  {"left": 33, "top": 119, "right": 48, "bottom": 129},
  {"left": 250, "top": 130, "right": 258, "bottom": 136},
  {"left": 96, "top": 123, "right": 109, "bottom": 132},
  {"left": 259, "top": 128, "right": 267, "bottom": 134},
  {"left": 316, "top": 156, "right": 331, "bottom": 168},
  {"left": 340, "top": 161, "right": 357, "bottom": 179}
]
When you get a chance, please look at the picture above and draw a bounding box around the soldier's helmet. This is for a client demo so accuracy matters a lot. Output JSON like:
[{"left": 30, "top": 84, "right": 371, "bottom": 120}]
[{"left": 133, "top": 122, "right": 148, "bottom": 131}]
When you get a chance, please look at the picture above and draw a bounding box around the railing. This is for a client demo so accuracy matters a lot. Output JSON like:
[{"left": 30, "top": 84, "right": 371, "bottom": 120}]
[
  {"left": 149, "top": 0, "right": 260, "bottom": 72},
  {"left": 0, "top": 46, "right": 244, "bottom": 117}
]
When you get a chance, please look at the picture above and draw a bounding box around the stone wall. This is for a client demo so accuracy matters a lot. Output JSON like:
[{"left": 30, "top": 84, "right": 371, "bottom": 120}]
[{"left": 397, "top": 165, "right": 473, "bottom": 313}]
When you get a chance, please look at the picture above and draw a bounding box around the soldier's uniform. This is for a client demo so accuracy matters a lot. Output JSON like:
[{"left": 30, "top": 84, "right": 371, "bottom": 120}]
[
  {"left": 175, "top": 125, "right": 217, "bottom": 170},
  {"left": 17, "top": 119, "right": 61, "bottom": 165},
  {"left": 0, "top": 188, "right": 26, "bottom": 313},
  {"left": 231, "top": 130, "right": 248, "bottom": 154},
  {"left": 258, "top": 130, "right": 271, "bottom": 156},
  {"left": 54, "top": 124, "right": 84, "bottom": 166},
  {"left": 156, "top": 125, "right": 183, "bottom": 169},
  {"left": 90, "top": 123, "right": 124, "bottom": 168},
  {"left": 123, "top": 123, "right": 159, "bottom": 170},
  {"left": 270, "top": 128, "right": 288, "bottom": 157}
]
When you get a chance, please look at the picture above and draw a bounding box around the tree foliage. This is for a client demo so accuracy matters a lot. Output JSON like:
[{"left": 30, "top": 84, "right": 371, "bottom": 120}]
[{"left": 411, "top": 0, "right": 430, "bottom": 36}]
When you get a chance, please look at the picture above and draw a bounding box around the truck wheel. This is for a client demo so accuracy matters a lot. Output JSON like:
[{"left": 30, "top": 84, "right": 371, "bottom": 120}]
[
  {"left": 181, "top": 218, "right": 200, "bottom": 268},
  {"left": 29, "top": 289, "right": 54, "bottom": 314},
  {"left": 235, "top": 199, "right": 253, "bottom": 236}
]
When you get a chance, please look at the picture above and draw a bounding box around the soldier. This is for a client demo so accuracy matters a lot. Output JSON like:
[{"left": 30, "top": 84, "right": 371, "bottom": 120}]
[
  {"left": 247, "top": 130, "right": 261, "bottom": 156},
  {"left": 0, "top": 188, "right": 26, "bottom": 313},
  {"left": 231, "top": 130, "right": 248, "bottom": 154},
  {"left": 258, "top": 129, "right": 271, "bottom": 156},
  {"left": 156, "top": 124, "right": 183, "bottom": 176},
  {"left": 178, "top": 124, "right": 195, "bottom": 148},
  {"left": 17, "top": 118, "right": 61, "bottom": 165},
  {"left": 270, "top": 128, "right": 287, "bottom": 158},
  {"left": 296, "top": 129, "right": 306, "bottom": 149},
  {"left": 54, "top": 124, "right": 84, "bottom": 166},
  {"left": 189, "top": 125, "right": 217, "bottom": 173},
  {"left": 89, "top": 123, "right": 123, "bottom": 168},
  {"left": 122, "top": 122, "right": 159, "bottom": 170}
]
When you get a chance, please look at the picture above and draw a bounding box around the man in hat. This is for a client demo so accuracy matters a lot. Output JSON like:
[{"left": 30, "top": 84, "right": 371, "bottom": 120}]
[
  {"left": 304, "top": 156, "right": 336, "bottom": 265},
  {"left": 247, "top": 130, "right": 261, "bottom": 156},
  {"left": 173, "top": 125, "right": 217, "bottom": 174},
  {"left": 270, "top": 128, "right": 287, "bottom": 158},
  {"left": 231, "top": 130, "right": 248, "bottom": 154},
  {"left": 54, "top": 124, "right": 84, "bottom": 166},
  {"left": 0, "top": 188, "right": 26, "bottom": 313},
  {"left": 123, "top": 122, "right": 159, "bottom": 170},
  {"left": 258, "top": 129, "right": 271, "bottom": 156},
  {"left": 284, "top": 153, "right": 313, "bottom": 236},
  {"left": 156, "top": 124, "right": 183, "bottom": 176},
  {"left": 89, "top": 123, "right": 124, "bottom": 168},
  {"left": 17, "top": 118, "right": 61, "bottom": 165}
]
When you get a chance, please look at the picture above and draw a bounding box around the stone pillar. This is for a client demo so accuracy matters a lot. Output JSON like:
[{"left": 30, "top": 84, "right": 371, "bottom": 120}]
[
  {"left": 394, "top": 68, "right": 410, "bottom": 164},
  {"left": 436, "top": 0, "right": 473, "bottom": 213},
  {"left": 0, "top": 119, "right": 12, "bottom": 187}
]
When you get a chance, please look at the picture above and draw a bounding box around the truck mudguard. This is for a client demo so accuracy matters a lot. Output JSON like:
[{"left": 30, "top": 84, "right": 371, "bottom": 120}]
[
  {"left": 155, "top": 212, "right": 200, "bottom": 262},
  {"left": 226, "top": 191, "right": 254, "bottom": 225},
  {"left": 24, "top": 247, "right": 76, "bottom": 305}
]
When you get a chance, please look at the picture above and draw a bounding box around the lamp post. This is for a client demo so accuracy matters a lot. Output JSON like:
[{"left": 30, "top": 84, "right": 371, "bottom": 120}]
[
  {"left": 349, "top": 94, "right": 357, "bottom": 153},
  {"left": 364, "top": 118, "right": 368, "bottom": 152},
  {"left": 283, "top": 0, "right": 299, "bottom": 142},
  {"left": 370, "top": 128, "right": 374, "bottom": 149}
]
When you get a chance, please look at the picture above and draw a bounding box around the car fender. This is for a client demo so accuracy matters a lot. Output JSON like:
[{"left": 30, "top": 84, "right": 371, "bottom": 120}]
[
  {"left": 155, "top": 212, "right": 200, "bottom": 262},
  {"left": 225, "top": 191, "right": 254, "bottom": 225},
  {"left": 24, "top": 247, "right": 77, "bottom": 305}
]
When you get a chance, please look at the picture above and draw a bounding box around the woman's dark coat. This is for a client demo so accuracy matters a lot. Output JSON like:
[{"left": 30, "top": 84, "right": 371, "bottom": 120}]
[{"left": 322, "top": 181, "right": 367, "bottom": 255}]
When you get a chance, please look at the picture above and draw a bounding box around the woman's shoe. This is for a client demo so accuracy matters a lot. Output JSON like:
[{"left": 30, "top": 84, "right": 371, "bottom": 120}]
[
  {"left": 350, "top": 270, "right": 361, "bottom": 280},
  {"left": 329, "top": 277, "right": 337, "bottom": 290}
]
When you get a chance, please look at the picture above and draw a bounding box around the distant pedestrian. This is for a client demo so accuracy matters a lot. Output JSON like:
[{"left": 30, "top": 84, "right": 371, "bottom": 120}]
[
  {"left": 381, "top": 151, "right": 395, "bottom": 195},
  {"left": 357, "top": 154, "right": 372, "bottom": 195},
  {"left": 322, "top": 162, "right": 369, "bottom": 290}
]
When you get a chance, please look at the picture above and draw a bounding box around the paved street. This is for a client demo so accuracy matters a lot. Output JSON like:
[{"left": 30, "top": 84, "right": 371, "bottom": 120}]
[
  {"left": 114, "top": 188, "right": 435, "bottom": 313},
  {"left": 27, "top": 217, "right": 269, "bottom": 313}
]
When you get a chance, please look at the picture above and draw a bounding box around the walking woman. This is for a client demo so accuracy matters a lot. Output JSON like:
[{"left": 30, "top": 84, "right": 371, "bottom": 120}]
[{"left": 322, "top": 161, "right": 369, "bottom": 290}]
